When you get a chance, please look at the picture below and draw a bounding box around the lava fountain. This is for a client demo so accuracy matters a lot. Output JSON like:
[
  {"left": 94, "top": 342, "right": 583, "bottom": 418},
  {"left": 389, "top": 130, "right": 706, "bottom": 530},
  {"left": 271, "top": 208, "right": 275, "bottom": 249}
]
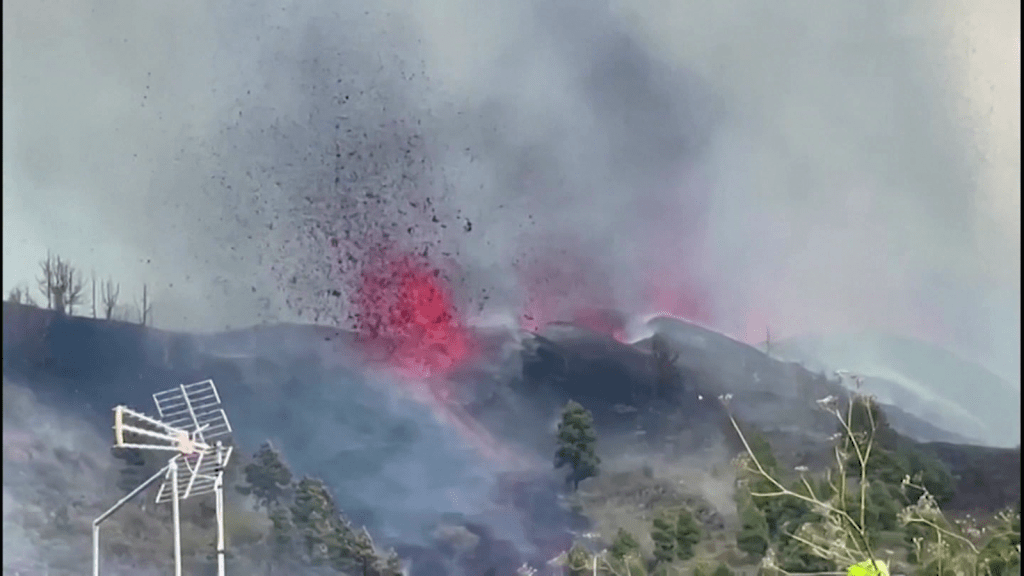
[{"left": 349, "top": 245, "right": 530, "bottom": 467}]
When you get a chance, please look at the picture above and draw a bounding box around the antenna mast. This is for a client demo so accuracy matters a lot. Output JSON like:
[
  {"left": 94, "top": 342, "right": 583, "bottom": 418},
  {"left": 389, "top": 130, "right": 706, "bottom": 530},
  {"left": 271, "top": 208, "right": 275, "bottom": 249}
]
[{"left": 93, "top": 380, "right": 234, "bottom": 576}]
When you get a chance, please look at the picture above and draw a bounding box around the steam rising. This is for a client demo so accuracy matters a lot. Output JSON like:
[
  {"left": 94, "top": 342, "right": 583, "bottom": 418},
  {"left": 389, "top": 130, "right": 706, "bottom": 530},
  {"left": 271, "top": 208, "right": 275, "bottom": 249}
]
[{"left": 3, "top": 0, "right": 1019, "bottom": 384}]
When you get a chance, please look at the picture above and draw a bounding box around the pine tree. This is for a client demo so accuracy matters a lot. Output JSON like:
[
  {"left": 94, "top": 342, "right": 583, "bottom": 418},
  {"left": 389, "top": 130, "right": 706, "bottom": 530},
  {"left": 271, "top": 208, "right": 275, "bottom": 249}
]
[
  {"left": 565, "top": 544, "right": 594, "bottom": 576},
  {"left": 349, "top": 527, "right": 378, "bottom": 576},
  {"left": 268, "top": 503, "right": 294, "bottom": 566},
  {"left": 554, "top": 400, "right": 601, "bottom": 490},
  {"left": 735, "top": 500, "right": 769, "bottom": 557},
  {"left": 378, "top": 548, "right": 403, "bottom": 576},
  {"left": 652, "top": 514, "right": 677, "bottom": 564},
  {"left": 238, "top": 441, "right": 294, "bottom": 510},
  {"left": 609, "top": 528, "right": 641, "bottom": 560},
  {"left": 674, "top": 508, "right": 702, "bottom": 561},
  {"left": 291, "top": 477, "right": 344, "bottom": 566}
]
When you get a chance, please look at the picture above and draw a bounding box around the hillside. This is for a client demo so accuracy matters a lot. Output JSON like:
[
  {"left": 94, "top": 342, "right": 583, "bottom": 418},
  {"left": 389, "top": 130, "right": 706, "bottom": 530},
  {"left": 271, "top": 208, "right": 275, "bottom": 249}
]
[
  {"left": 771, "top": 332, "right": 1021, "bottom": 447},
  {"left": 3, "top": 302, "right": 1020, "bottom": 576}
]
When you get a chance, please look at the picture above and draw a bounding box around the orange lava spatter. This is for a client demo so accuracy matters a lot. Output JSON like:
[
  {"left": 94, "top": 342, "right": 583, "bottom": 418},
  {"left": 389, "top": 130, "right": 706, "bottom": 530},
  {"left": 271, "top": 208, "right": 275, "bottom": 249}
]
[{"left": 352, "top": 249, "right": 474, "bottom": 379}]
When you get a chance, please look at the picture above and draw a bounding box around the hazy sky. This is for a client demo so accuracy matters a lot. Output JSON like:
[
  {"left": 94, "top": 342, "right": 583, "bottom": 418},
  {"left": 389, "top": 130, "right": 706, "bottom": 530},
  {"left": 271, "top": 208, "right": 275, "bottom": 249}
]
[{"left": 3, "top": 0, "right": 1019, "bottom": 383}]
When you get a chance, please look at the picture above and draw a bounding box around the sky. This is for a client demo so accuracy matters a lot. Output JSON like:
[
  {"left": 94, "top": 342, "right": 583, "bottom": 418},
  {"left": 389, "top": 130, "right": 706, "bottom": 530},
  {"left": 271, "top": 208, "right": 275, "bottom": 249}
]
[{"left": 2, "top": 0, "right": 1020, "bottom": 385}]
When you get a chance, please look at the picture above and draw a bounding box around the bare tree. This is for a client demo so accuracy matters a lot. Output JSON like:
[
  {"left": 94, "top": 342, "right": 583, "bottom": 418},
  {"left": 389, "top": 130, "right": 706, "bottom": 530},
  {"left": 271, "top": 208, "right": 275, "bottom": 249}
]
[
  {"left": 6, "top": 284, "right": 37, "bottom": 306},
  {"left": 91, "top": 272, "right": 97, "bottom": 318},
  {"left": 138, "top": 283, "right": 153, "bottom": 326},
  {"left": 37, "top": 253, "right": 85, "bottom": 315},
  {"left": 39, "top": 251, "right": 52, "bottom": 308},
  {"left": 101, "top": 279, "right": 120, "bottom": 320}
]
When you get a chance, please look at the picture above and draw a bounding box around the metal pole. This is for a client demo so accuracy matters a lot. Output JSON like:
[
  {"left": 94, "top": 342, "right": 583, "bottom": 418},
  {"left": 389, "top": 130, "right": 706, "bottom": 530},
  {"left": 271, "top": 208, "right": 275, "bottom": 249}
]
[
  {"left": 170, "top": 459, "right": 182, "bottom": 576},
  {"left": 215, "top": 443, "right": 226, "bottom": 576},
  {"left": 93, "top": 524, "right": 100, "bottom": 576},
  {"left": 93, "top": 464, "right": 171, "bottom": 576}
]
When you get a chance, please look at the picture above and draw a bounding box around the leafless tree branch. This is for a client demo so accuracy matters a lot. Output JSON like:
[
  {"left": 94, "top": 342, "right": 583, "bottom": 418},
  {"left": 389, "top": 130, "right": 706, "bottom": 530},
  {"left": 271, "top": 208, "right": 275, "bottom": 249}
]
[
  {"left": 37, "top": 253, "right": 85, "bottom": 315},
  {"left": 101, "top": 278, "right": 120, "bottom": 320}
]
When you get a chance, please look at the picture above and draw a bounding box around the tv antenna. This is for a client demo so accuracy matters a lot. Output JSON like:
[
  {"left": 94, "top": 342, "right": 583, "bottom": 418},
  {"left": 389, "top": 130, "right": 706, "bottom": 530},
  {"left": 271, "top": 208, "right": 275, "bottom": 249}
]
[{"left": 92, "top": 380, "right": 234, "bottom": 576}]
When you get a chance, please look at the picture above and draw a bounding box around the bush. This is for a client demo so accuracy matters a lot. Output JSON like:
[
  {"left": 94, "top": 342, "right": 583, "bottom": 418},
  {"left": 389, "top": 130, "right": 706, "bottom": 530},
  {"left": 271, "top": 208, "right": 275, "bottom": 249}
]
[
  {"left": 653, "top": 515, "right": 677, "bottom": 564},
  {"left": 775, "top": 536, "right": 836, "bottom": 573},
  {"left": 652, "top": 509, "right": 702, "bottom": 564},
  {"left": 710, "top": 564, "right": 734, "bottom": 576},
  {"left": 693, "top": 563, "right": 734, "bottom": 576},
  {"left": 609, "top": 528, "right": 642, "bottom": 560},
  {"left": 724, "top": 388, "right": 1020, "bottom": 574},
  {"left": 736, "top": 500, "right": 770, "bottom": 557},
  {"left": 675, "top": 509, "right": 702, "bottom": 561}
]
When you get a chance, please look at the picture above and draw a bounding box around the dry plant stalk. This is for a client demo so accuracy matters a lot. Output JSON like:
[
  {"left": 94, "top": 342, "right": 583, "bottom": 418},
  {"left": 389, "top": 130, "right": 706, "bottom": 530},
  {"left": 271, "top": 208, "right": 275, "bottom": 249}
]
[{"left": 719, "top": 378, "right": 1020, "bottom": 576}]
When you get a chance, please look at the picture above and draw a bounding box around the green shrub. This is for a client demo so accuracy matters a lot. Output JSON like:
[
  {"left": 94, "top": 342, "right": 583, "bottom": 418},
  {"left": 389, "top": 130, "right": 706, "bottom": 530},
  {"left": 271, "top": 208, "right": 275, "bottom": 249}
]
[
  {"left": 776, "top": 536, "right": 836, "bottom": 573},
  {"left": 609, "top": 527, "right": 642, "bottom": 560},
  {"left": 554, "top": 400, "right": 602, "bottom": 490},
  {"left": 652, "top": 509, "right": 702, "bottom": 563},
  {"left": 736, "top": 500, "right": 770, "bottom": 557},
  {"left": 710, "top": 564, "right": 734, "bottom": 576},
  {"left": 694, "top": 563, "right": 735, "bottom": 576},
  {"left": 675, "top": 509, "right": 702, "bottom": 561},
  {"left": 653, "top": 515, "right": 678, "bottom": 564}
]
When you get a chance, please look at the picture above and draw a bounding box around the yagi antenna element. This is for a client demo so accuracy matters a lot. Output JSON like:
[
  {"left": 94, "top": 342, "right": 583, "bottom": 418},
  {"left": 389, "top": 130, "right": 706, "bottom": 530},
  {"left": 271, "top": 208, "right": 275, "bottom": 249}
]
[{"left": 95, "top": 380, "right": 235, "bottom": 576}]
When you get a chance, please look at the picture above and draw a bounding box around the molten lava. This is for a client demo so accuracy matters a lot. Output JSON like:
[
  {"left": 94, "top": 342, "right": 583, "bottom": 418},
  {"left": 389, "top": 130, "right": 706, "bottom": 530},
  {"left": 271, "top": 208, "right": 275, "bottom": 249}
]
[
  {"left": 347, "top": 247, "right": 535, "bottom": 469},
  {"left": 352, "top": 249, "right": 474, "bottom": 379}
]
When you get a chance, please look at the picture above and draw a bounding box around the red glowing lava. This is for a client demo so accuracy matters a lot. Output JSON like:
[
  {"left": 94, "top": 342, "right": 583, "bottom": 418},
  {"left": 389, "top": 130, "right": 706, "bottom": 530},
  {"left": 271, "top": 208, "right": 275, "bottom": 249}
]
[
  {"left": 351, "top": 249, "right": 474, "bottom": 379},
  {"left": 346, "top": 246, "right": 534, "bottom": 469}
]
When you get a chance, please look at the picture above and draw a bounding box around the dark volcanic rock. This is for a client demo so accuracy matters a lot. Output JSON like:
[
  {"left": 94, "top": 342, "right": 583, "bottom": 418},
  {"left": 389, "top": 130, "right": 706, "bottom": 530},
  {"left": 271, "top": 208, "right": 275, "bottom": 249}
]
[{"left": 922, "top": 442, "right": 1022, "bottom": 513}]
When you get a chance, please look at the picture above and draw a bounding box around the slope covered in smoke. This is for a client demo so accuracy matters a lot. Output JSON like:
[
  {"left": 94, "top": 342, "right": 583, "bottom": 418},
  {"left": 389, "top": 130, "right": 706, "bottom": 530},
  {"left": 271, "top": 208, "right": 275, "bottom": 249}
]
[
  {"left": 4, "top": 302, "right": 1021, "bottom": 574},
  {"left": 2, "top": 378, "right": 171, "bottom": 576},
  {"left": 770, "top": 331, "right": 1021, "bottom": 447},
  {"left": 2, "top": 303, "right": 588, "bottom": 575}
]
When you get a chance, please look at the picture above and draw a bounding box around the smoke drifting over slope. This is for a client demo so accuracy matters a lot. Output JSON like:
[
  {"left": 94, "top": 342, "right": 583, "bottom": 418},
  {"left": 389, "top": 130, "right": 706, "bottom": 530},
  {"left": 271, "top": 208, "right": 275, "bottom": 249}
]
[{"left": 3, "top": 0, "right": 1019, "bottom": 381}]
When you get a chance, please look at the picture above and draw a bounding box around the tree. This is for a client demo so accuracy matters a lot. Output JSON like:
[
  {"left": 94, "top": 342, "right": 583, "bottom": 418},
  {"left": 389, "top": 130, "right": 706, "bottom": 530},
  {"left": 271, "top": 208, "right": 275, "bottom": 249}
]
[
  {"left": 674, "top": 508, "right": 702, "bottom": 561},
  {"left": 6, "top": 284, "right": 36, "bottom": 306},
  {"left": 609, "top": 528, "right": 641, "bottom": 560},
  {"left": 651, "top": 514, "right": 677, "bottom": 564},
  {"left": 290, "top": 476, "right": 343, "bottom": 565},
  {"left": 37, "top": 253, "right": 85, "bottom": 314},
  {"left": 554, "top": 400, "right": 601, "bottom": 490},
  {"left": 238, "top": 441, "right": 294, "bottom": 510},
  {"left": 350, "top": 527, "right": 380, "bottom": 576},
  {"left": 138, "top": 283, "right": 153, "bottom": 326},
  {"left": 374, "top": 545, "right": 401, "bottom": 573},
  {"left": 653, "top": 509, "right": 702, "bottom": 563},
  {"left": 562, "top": 544, "right": 594, "bottom": 576},
  {"left": 735, "top": 499, "right": 770, "bottom": 557},
  {"left": 289, "top": 475, "right": 401, "bottom": 574},
  {"left": 101, "top": 278, "right": 120, "bottom": 319},
  {"left": 268, "top": 503, "right": 295, "bottom": 567}
]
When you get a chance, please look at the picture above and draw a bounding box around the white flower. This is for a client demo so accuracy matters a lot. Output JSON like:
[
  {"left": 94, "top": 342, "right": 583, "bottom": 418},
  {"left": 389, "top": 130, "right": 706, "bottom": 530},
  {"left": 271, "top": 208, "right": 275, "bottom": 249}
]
[
  {"left": 516, "top": 563, "right": 537, "bottom": 576},
  {"left": 816, "top": 395, "right": 838, "bottom": 410}
]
